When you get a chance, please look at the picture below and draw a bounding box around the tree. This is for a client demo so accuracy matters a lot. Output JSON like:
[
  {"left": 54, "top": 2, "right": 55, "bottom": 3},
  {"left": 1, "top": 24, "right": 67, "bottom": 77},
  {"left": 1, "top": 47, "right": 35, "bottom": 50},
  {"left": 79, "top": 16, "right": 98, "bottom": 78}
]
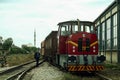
[
  {"left": 22, "top": 45, "right": 31, "bottom": 53},
  {"left": 22, "top": 45, "right": 37, "bottom": 54},
  {"left": 0, "top": 37, "right": 13, "bottom": 67},
  {"left": 2, "top": 38, "right": 13, "bottom": 51},
  {"left": 9, "top": 45, "right": 25, "bottom": 54}
]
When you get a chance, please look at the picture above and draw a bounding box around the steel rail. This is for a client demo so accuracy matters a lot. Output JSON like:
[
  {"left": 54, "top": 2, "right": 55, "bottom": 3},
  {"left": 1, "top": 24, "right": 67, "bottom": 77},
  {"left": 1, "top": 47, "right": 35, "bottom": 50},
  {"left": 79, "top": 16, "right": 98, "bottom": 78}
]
[
  {"left": 95, "top": 72, "right": 112, "bottom": 80},
  {"left": 0, "top": 60, "right": 44, "bottom": 80},
  {"left": 17, "top": 60, "right": 45, "bottom": 80},
  {"left": 0, "top": 60, "right": 35, "bottom": 75}
]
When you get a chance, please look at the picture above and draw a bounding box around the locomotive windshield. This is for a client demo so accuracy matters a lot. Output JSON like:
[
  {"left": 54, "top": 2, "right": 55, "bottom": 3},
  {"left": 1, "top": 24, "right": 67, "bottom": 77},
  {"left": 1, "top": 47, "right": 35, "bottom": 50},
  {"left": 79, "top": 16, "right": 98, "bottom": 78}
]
[
  {"left": 72, "top": 24, "right": 94, "bottom": 33},
  {"left": 58, "top": 20, "right": 95, "bottom": 36}
]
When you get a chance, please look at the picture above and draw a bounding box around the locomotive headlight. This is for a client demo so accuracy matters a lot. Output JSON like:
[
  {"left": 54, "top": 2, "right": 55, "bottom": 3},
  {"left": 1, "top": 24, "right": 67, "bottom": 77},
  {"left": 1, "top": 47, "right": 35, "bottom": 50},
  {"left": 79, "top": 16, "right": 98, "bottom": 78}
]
[
  {"left": 97, "top": 55, "right": 106, "bottom": 63},
  {"left": 74, "top": 60, "right": 76, "bottom": 62},
  {"left": 82, "top": 34, "right": 86, "bottom": 37},
  {"left": 72, "top": 46, "right": 75, "bottom": 52},
  {"left": 68, "top": 60, "right": 71, "bottom": 62},
  {"left": 93, "top": 46, "right": 96, "bottom": 49},
  {"left": 93, "top": 50, "right": 96, "bottom": 52},
  {"left": 68, "top": 55, "right": 72, "bottom": 57},
  {"left": 68, "top": 56, "right": 77, "bottom": 63},
  {"left": 73, "top": 46, "right": 75, "bottom": 49},
  {"left": 73, "top": 50, "right": 75, "bottom": 52},
  {"left": 69, "top": 35, "right": 72, "bottom": 38}
]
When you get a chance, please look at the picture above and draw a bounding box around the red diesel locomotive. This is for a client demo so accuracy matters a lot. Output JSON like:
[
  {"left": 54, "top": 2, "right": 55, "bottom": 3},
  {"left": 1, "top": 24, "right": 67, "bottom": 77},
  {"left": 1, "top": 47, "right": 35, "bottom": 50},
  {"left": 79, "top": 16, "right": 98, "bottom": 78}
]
[{"left": 44, "top": 20, "right": 106, "bottom": 72}]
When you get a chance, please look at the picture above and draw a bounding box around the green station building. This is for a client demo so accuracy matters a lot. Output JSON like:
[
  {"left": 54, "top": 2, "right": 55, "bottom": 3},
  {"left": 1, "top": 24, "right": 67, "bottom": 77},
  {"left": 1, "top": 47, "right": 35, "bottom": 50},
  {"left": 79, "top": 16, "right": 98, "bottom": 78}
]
[{"left": 94, "top": 0, "right": 120, "bottom": 63}]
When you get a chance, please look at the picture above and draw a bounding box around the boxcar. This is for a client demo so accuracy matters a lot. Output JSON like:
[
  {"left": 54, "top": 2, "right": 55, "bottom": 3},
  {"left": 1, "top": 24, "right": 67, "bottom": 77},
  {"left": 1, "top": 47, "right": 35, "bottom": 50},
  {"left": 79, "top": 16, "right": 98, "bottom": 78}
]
[
  {"left": 44, "top": 31, "right": 58, "bottom": 64},
  {"left": 40, "top": 41, "right": 45, "bottom": 56}
]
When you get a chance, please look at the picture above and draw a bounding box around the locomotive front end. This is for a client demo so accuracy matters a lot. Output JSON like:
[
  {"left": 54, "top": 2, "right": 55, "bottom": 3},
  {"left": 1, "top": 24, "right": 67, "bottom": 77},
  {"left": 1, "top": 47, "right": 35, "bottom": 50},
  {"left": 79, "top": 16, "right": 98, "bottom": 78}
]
[
  {"left": 67, "top": 33, "right": 105, "bottom": 71},
  {"left": 65, "top": 21, "right": 105, "bottom": 72}
]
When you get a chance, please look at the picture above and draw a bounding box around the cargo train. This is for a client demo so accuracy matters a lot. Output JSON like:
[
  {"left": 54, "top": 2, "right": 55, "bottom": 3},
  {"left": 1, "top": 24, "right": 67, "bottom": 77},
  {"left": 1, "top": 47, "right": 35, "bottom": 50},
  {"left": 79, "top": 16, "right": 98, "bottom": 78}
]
[{"left": 42, "top": 20, "right": 106, "bottom": 72}]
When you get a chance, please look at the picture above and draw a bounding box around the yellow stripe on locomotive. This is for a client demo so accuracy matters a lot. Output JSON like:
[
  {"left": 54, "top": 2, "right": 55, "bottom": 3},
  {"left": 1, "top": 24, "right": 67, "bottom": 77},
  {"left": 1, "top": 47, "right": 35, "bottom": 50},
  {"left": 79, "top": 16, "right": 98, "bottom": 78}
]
[{"left": 67, "top": 65, "right": 104, "bottom": 71}]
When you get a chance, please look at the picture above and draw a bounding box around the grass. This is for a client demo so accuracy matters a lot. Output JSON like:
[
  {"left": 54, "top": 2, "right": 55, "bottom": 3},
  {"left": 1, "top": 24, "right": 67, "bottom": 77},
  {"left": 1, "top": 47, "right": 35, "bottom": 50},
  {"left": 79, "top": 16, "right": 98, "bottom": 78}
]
[
  {"left": 6, "top": 53, "right": 34, "bottom": 66},
  {"left": 63, "top": 73, "right": 81, "bottom": 80},
  {"left": 104, "top": 64, "right": 117, "bottom": 68},
  {"left": 104, "top": 63, "right": 120, "bottom": 70}
]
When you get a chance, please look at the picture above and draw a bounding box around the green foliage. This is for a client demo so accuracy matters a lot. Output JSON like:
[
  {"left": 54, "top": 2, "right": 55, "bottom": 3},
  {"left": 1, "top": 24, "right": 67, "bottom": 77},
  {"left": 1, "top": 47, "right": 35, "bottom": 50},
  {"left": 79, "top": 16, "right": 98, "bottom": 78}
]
[
  {"left": 2, "top": 38, "right": 13, "bottom": 50},
  {"left": 22, "top": 45, "right": 31, "bottom": 53},
  {"left": 9, "top": 45, "right": 38, "bottom": 54},
  {"left": 22, "top": 45, "right": 37, "bottom": 53},
  {"left": 0, "top": 37, "right": 38, "bottom": 54},
  {"left": 9, "top": 45, "right": 26, "bottom": 54},
  {"left": 31, "top": 47, "right": 37, "bottom": 52},
  {"left": 104, "top": 64, "right": 117, "bottom": 68}
]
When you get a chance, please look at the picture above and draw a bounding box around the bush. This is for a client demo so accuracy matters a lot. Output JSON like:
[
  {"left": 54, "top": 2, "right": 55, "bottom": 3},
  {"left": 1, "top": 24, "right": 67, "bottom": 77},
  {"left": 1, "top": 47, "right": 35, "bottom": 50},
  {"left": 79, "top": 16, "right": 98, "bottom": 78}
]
[{"left": 6, "top": 54, "right": 34, "bottom": 66}]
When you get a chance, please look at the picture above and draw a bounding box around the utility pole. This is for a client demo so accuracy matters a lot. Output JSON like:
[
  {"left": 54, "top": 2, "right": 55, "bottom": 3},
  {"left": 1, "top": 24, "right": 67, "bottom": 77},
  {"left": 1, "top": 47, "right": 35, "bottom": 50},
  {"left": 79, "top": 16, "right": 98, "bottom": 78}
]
[{"left": 34, "top": 29, "right": 36, "bottom": 47}]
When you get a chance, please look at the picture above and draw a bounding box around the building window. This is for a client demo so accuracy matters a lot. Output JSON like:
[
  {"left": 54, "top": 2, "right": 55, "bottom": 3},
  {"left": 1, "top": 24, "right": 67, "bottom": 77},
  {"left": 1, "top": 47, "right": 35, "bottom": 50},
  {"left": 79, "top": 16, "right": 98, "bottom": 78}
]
[
  {"left": 97, "top": 26, "right": 100, "bottom": 39},
  {"left": 97, "top": 26, "right": 100, "bottom": 51},
  {"left": 106, "top": 18, "right": 111, "bottom": 50},
  {"left": 113, "top": 13, "right": 117, "bottom": 49},
  {"left": 102, "top": 22, "right": 105, "bottom": 51}
]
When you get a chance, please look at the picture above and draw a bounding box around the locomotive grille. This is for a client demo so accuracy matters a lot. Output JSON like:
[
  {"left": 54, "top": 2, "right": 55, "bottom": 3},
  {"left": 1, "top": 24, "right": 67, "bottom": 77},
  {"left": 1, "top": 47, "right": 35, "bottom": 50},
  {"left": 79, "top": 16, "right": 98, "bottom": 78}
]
[
  {"left": 78, "top": 38, "right": 82, "bottom": 52},
  {"left": 86, "top": 38, "right": 90, "bottom": 51},
  {"left": 78, "top": 38, "right": 90, "bottom": 52}
]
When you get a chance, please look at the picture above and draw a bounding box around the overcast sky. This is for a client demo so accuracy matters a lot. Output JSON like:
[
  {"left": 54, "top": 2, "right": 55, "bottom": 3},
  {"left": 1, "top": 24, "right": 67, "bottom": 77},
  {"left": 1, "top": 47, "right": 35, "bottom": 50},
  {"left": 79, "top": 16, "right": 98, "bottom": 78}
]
[{"left": 0, "top": 0, "right": 114, "bottom": 48}]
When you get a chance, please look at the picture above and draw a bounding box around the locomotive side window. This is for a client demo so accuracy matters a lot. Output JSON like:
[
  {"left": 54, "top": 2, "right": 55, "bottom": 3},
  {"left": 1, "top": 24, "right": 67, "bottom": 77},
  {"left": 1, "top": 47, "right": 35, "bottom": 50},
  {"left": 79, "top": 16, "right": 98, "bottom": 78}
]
[
  {"left": 60, "top": 25, "right": 71, "bottom": 36},
  {"left": 61, "top": 26, "right": 66, "bottom": 35}
]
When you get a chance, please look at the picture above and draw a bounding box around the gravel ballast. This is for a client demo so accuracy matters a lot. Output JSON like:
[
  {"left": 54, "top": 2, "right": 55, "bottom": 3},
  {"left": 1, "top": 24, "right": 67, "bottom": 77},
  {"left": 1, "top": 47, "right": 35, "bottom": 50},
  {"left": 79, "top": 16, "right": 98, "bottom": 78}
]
[{"left": 24, "top": 62, "right": 64, "bottom": 80}]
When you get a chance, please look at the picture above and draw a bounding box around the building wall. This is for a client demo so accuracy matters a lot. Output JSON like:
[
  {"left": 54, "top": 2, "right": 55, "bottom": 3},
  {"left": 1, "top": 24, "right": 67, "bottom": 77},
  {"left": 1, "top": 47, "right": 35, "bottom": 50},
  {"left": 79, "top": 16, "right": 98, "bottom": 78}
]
[
  {"left": 112, "top": 52, "right": 118, "bottom": 63},
  {"left": 94, "top": 0, "right": 120, "bottom": 63},
  {"left": 105, "top": 51, "right": 118, "bottom": 63},
  {"left": 117, "top": 0, "right": 120, "bottom": 63}
]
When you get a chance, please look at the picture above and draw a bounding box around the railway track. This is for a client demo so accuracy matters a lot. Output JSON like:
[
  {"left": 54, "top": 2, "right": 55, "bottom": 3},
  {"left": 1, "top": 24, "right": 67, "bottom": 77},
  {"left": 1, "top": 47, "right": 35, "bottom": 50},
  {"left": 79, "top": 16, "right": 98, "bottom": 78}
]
[
  {"left": 50, "top": 62, "right": 113, "bottom": 80},
  {"left": 17, "top": 60, "right": 44, "bottom": 80},
  {"left": 95, "top": 72, "right": 112, "bottom": 80},
  {"left": 0, "top": 60, "right": 112, "bottom": 80},
  {"left": 0, "top": 60, "right": 45, "bottom": 80},
  {"left": 70, "top": 71, "right": 113, "bottom": 80},
  {"left": 57, "top": 66, "right": 113, "bottom": 80}
]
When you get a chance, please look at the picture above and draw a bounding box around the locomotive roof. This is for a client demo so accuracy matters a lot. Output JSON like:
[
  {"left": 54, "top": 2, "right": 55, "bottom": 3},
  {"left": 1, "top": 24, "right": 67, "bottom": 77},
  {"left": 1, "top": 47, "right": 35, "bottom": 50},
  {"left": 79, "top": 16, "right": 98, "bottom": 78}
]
[{"left": 58, "top": 20, "right": 93, "bottom": 25}]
